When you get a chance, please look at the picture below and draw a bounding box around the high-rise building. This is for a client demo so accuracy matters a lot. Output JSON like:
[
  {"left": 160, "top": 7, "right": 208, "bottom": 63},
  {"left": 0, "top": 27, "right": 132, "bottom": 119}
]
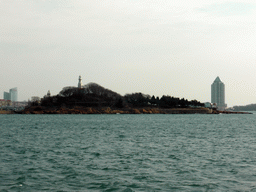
[
  {"left": 3, "top": 87, "right": 18, "bottom": 102},
  {"left": 211, "top": 77, "right": 226, "bottom": 110},
  {"left": 4, "top": 92, "right": 10, "bottom": 100},
  {"left": 9, "top": 87, "right": 18, "bottom": 102}
]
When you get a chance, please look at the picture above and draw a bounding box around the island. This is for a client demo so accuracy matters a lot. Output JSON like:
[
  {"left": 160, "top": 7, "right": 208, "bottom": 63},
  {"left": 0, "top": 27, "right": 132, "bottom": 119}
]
[{"left": 12, "top": 82, "right": 251, "bottom": 114}]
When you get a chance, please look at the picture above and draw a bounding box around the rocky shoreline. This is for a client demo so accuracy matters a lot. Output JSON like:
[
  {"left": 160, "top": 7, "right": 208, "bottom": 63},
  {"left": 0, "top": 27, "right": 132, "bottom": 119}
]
[
  {"left": 0, "top": 110, "right": 13, "bottom": 114},
  {"left": 7, "top": 106, "right": 251, "bottom": 114}
]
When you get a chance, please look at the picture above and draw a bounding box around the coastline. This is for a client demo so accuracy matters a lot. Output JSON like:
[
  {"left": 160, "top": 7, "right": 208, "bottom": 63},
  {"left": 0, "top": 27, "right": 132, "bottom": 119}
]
[
  {"left": 10, "top": 106, "right": 252, "bottom": 114},
  {"left": 0, "top": 110, "right": 14, "bottom": 114}
]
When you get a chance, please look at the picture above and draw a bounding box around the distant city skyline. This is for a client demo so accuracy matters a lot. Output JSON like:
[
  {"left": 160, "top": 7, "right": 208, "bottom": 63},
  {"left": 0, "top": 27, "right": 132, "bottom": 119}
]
[
  {"left": 3, "top": 87, "right": 18, "bottom": 102},
  {"left": 1, "top": 1, "right": 256, "bottom": 107}
]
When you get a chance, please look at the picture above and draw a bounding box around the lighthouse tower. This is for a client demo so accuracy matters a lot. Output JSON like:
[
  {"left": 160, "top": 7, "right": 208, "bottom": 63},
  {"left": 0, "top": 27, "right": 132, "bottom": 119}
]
[{"left": 78, "top": 75, "right": 82, "bottom": 88}]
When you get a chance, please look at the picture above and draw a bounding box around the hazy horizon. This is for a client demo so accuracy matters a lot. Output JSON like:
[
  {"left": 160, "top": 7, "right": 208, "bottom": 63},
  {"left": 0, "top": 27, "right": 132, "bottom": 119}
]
[{"left": 1, "top": 1, "right": 256, "bottom": 107}]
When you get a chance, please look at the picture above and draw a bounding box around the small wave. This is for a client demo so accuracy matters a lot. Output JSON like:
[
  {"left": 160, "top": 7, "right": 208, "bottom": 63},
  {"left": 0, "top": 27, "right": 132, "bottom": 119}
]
[
  {"left": 91, "top": 152, "right": 101, "bottom": 157},
  {"left": 121, "top": 188, "right": 134, "bottom": 192}
]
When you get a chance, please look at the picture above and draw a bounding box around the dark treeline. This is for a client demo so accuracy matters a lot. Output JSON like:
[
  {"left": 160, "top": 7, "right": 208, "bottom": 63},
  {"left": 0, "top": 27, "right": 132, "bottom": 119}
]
[
  {"left": 38, "top": 83, "right": 204, "bottom": 108},
  {"left": 124, "top": 93, "right": 203, "bottom": 108},
  {"left": 233, "top": 104, "right": 256, "bottom": 111}
]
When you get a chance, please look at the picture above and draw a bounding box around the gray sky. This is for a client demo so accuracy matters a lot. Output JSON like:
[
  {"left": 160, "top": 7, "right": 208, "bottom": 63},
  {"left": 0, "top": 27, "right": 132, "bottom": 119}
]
[{"left": 1, "top": 0, "right": 256, "bottom": 107}]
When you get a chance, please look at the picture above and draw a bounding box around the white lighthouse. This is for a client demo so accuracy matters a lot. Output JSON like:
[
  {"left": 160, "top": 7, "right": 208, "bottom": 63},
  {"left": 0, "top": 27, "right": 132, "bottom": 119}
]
[{"left": 78, "top": 75, "right": 82, "bottom": 88}]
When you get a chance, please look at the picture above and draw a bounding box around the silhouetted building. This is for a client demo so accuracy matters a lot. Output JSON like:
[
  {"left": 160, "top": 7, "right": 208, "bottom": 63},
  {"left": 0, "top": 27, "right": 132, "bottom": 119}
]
[
  {"left": 47, "top": 90, "right": 51, "bottom": 97},
  {"left": 211, "top": 77, "right": 226, "bottom": 110}
]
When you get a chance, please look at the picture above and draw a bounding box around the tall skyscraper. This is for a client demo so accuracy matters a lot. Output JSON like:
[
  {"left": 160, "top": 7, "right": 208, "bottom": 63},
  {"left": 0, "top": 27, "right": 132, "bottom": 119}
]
[
  {"left": 211, "top": 77, "right": 226, "bottom": 110},
  {"left": 9, "top": 87, "right": 18, "bottom": 102}
]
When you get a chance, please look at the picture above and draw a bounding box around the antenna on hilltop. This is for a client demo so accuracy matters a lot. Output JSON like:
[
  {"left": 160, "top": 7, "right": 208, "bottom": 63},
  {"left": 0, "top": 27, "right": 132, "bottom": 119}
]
[{"left": 78, "top": 75, "right": 82, "bottom": 88}]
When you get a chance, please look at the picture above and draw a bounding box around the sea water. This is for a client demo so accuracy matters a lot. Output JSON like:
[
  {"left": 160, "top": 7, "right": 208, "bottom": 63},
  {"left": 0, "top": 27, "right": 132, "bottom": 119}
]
[{"left": 1, "top": 114, "right": 256, "bottom": 191}]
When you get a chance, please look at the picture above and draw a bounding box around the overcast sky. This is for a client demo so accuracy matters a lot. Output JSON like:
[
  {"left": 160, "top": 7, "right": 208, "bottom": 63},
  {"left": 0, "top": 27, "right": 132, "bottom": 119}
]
[{"left": 1, "top": 0, "right": 256, "bottom": 106}]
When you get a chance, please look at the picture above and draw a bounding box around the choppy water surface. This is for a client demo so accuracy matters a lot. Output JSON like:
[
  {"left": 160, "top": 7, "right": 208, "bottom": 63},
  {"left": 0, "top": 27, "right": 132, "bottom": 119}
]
[{"left": 1, "top": 114, "right": 256, "bottom": 191}]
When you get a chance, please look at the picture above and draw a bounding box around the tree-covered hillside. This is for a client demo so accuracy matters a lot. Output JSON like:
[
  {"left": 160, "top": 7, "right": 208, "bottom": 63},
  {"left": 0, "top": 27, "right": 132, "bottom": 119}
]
[
  {"left": 38, "top": 83, "right": 204, "bottom": 108},
  {"left": 233, "top": 104, "right": 256, "bottom": 111}
]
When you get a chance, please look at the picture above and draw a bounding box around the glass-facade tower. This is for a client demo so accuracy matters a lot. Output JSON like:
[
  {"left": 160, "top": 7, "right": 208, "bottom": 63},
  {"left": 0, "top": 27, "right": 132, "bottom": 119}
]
[
  {"left": 4, "top": 92, "right": 10, "bottom": 100},
  {"left": 9, "top": 87, "right": 18, "bottom": 102},
  {"left": 211, "top": 77, "right": 226, "bottom": 110}
]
